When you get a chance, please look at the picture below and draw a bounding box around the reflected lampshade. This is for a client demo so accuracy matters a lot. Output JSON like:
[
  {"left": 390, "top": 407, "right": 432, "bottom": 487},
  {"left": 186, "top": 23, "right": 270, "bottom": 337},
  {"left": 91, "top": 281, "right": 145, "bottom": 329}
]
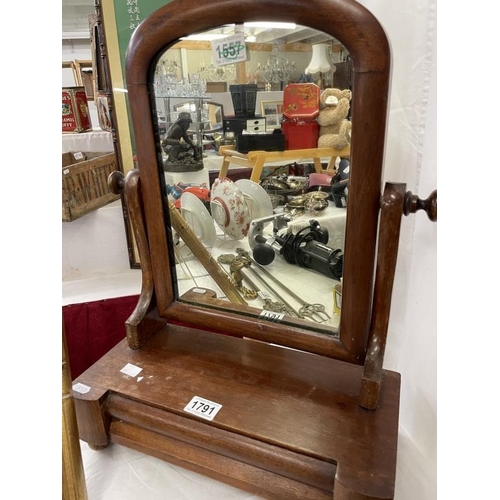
[{"left": 305, "top": 43, "right": 336, "bottom": 74}]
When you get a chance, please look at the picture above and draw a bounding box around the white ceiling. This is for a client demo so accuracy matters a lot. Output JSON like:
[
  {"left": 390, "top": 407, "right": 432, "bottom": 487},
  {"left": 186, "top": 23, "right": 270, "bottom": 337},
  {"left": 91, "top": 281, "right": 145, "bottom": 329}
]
[
  {"left": 62, "top": 0, "right": 95, "bottom": 34},
  {"left": 62, "top": 0, "right": 338, "bottom": 45}
]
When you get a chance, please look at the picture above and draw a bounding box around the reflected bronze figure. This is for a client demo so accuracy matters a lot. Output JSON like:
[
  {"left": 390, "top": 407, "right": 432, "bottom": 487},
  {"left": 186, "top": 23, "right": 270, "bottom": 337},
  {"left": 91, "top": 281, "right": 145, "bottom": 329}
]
[{"left": 162, "top": 112, "right": 203, "bottom": 171}]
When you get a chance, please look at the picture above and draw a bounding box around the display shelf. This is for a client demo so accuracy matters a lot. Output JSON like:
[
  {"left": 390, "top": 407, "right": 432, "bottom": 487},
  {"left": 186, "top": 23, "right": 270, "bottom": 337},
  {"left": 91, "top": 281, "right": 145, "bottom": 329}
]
[
  {"left": 156, "top": 95, "right": 211, "bottom": 146},
  {"left": 62, "top": 129, "right": 114, "bottom": 153}
]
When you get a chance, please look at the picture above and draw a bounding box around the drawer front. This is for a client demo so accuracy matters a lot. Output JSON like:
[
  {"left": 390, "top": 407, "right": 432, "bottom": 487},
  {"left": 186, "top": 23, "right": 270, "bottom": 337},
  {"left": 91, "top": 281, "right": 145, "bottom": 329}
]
[
  {"left": 247, "top": 118, "right": 266, "bottom": 129},
  {"left": 247, "top": 124, "right": 266, "bottom": 133}
]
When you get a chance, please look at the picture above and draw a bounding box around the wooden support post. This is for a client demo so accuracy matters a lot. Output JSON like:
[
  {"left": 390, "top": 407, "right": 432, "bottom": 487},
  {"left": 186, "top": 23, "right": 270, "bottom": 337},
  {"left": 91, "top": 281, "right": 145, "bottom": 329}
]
[
  {"left": 360, "top": 183, "right": 406, "bottom": 409},
  {"left": 360, "top": 185, "right": 437, "bottom": 409},
  {"left": 62, "top": 318, "right": 88, "bottom": 500}
]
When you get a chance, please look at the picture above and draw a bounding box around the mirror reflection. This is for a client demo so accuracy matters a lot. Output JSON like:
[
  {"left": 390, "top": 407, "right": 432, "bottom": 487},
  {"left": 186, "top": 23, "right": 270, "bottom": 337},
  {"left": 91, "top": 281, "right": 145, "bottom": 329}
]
[{"left": 152, "top": 23, "right": 353, "bottom": 337}]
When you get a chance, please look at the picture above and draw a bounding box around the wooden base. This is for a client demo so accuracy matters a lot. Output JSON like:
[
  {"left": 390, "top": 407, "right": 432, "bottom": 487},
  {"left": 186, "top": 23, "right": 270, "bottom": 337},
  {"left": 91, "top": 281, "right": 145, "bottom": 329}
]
[{"left": 73, "top": 323, "right": 400, "bottom": 500}]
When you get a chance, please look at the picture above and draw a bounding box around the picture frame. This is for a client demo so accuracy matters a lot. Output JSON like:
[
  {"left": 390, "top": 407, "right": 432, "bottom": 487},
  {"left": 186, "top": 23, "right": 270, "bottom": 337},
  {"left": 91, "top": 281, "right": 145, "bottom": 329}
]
[
  {"left": 62, "top": 61, "right": 80, "bottom": 86},
  {"left": 89, "top": 13, "right": 106, "bottom": 99},
  {"left": 73, "top": 60, "right": 95, "bottom": 101},
  {"left": 260, "top": 100, "right": 283, "bottom": 130}
]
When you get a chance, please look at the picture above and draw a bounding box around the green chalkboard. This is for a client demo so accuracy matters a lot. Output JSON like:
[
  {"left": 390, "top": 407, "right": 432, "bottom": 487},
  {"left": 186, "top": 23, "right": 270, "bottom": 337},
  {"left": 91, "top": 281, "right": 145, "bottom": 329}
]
[
  {"left": 113, "top": 0, "right": 173, "bottom": 78},
  {"left": 105, "top": 0, "right": 174, "bottom": 164}
]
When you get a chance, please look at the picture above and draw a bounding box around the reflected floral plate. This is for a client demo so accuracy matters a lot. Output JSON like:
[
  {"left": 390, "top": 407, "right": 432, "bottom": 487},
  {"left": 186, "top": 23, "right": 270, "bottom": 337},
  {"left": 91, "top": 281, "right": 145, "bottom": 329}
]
[{"left": 210, "top": 177, "right": 250, "bottom": 240}]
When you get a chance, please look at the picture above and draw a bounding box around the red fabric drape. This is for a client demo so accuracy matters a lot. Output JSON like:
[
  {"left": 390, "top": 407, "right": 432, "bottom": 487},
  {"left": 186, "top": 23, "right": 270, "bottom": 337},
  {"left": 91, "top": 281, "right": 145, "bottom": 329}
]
[{"left": 62, "top": 295, "right": 139, "bottom": 380}]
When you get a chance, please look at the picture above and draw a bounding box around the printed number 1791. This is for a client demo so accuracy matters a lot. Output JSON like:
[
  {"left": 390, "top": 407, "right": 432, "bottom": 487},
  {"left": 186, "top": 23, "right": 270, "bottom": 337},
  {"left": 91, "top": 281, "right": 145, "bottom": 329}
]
[{"left": 183, "top": 396, "right": 222, "bottom": 421}]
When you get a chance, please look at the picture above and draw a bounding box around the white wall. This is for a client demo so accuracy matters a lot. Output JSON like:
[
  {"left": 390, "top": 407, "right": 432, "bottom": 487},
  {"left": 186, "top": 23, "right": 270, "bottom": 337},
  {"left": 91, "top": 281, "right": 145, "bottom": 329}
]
[
  {"left": 62, "top": 38, "right": 100, "bottom": 128},
  {"left": 359, "top": 0, "right": 437, "bottom": 499}
]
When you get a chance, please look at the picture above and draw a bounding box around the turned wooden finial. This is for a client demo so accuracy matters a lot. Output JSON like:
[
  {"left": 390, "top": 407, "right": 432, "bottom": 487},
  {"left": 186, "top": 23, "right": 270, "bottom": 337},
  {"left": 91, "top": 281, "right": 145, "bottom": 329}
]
[
  {"left": 403, "top": 189, "right": 437, "bottom": 221},
  {"left": 108, "top": 170, "right": 126, "bottom": 195}
]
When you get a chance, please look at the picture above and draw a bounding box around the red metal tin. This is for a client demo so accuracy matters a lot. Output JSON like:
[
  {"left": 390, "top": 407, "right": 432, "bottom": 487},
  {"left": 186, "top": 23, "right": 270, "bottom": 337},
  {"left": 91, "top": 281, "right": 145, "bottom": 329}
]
[
  {"left": 62, "top": 87, "right": 92, "bottom": 133},
  {"left": 282, "top": 83, "right": 320, "bottom": 120},
  {"left": 282, "top": 119, "right": 319, "bottom": 149}
]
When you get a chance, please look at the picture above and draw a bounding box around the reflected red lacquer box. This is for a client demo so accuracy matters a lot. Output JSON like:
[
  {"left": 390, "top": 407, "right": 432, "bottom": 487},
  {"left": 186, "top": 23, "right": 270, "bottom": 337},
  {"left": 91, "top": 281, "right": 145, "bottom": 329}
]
[{"left": 282, "top": 83, "right": 320, "bottom": 120}]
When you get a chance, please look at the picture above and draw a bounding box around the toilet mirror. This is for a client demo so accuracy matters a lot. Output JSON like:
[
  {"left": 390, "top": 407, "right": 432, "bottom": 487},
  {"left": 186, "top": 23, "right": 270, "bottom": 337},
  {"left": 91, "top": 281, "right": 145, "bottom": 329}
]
[
  {"left": 151, "top": 24, "right": 350, "bottom": 341},
  {"left": 125, "top": 0, "right": 391, "bottom": 362}
]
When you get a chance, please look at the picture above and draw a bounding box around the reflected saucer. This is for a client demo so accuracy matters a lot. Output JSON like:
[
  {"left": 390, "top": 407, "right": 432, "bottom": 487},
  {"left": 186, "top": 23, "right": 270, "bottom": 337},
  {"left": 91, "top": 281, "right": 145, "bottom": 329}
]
[
  {"left": 180, "top": 191, "right": 216, "bottom": 248},
  {"left": 235, "top": 179, "right": 274, "bottom": 221}
]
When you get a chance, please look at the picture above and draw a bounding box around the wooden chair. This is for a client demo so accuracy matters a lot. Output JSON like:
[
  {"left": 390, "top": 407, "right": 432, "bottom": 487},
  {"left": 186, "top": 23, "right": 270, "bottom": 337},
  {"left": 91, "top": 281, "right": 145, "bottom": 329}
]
[{"left": 72, "top": 1, "right": 437, "bottom": 499}]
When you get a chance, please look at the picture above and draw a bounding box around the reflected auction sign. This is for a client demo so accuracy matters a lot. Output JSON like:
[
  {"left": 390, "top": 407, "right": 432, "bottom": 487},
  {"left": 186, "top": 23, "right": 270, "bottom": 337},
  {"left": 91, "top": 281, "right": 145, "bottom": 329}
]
[{"left": 211, "top": 33, "right": 247, "bottom": 66}]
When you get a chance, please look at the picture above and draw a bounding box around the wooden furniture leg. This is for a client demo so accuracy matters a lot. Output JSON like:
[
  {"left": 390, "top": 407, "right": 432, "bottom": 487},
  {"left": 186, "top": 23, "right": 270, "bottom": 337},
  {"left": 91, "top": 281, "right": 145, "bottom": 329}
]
[
  {"left": 313, "top": 156, "right": 323, "bottom": 174},
  {"left": 62, "top": 317, "right": 88, "bottom": 500},
  {"left": 325, "top": 155, "right": 337, "bottom": 172},
  {"left": 219, "top": 155, "right": 231, "bottom": 178},
  {"left": 249, "top": 154, "right": 267, "bottom": 182}
]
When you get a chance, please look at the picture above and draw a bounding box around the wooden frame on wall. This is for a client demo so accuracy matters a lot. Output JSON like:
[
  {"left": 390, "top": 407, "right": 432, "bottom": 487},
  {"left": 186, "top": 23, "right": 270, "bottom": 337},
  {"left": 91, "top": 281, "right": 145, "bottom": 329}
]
[
  {"left": 62, "top": 61, "right": 79, "bottom": 84},
  {"left": 73, "top": 59, "right": 95, "bottom": 101},
  {"left": 90, "top": 1, "right": 141, "bottom": 268},
  {"left": 97, "top": 0, "right": 143, "bottom": 268}
]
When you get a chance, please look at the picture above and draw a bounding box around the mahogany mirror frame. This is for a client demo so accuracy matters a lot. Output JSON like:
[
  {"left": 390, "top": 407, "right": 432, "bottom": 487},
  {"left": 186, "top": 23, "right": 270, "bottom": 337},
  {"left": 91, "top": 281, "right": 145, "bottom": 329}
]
[{"left": 124, "top": 0, "right": 391, "bottom": 365}]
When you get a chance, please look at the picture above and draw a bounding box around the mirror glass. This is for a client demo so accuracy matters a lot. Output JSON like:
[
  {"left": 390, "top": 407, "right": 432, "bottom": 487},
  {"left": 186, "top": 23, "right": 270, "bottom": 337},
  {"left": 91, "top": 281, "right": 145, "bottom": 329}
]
[{"left": 151, "top": 23, "right": 353, "bottom": 338}]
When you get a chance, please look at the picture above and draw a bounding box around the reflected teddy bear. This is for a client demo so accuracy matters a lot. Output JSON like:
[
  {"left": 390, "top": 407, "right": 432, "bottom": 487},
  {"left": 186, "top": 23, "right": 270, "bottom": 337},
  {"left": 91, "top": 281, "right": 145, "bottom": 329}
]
[{"left": 317, "top": 88, "right": 352, "bottom": 149}]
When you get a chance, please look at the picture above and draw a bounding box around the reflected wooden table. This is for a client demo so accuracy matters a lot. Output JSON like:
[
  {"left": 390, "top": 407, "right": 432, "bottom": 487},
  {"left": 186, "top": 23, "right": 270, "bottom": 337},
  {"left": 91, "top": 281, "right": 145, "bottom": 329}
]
[{"left": 218, "top": 145, "right": 351, "bottom": 182}]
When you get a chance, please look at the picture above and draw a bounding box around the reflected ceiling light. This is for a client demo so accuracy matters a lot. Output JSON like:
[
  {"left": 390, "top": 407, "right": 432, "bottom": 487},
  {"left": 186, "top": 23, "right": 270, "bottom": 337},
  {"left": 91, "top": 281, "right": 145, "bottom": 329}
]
[
  {"left": 244, "top": 22, "right": 296, "bottom": 30},
  {"left": 305, "top": 43, "right": 336, "bottom": 74},
  {"left": 180, "top": 34, "right": 229, "bottom": 41}
]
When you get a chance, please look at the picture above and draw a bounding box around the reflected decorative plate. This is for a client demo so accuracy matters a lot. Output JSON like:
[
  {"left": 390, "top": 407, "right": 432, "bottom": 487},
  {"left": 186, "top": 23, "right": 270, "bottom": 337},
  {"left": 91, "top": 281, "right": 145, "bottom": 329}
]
[
  {"left": 210, "top": 177, "right": 250, "bottom": 240},
  {"left": 180, "top": 191, "right": 216, "bottom": 248},
  {"left": 235, "top": 179, "right": 274, "bottom": 221}
]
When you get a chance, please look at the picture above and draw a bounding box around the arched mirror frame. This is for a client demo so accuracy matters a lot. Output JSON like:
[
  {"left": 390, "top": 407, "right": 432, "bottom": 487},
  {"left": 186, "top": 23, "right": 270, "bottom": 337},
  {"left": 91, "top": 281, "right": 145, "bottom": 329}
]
[{"left": 125, "top": 0, "right": 390, "bottom": 364}]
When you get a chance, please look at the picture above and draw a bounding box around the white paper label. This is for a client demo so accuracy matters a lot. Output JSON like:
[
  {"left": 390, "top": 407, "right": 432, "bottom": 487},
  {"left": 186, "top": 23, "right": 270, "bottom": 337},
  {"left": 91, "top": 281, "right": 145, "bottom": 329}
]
[
  {"left": 183, "top": 396, "right": 222, "bottom": 421},
  {"left": 120, "top": 363, "right": 143, "bottom": 377},
  {"left": 259, "top": 310, "right": 285, "bottom": 322},
  {"left": 334, "top": 290, "right": 342, "bottom": 308},
  {"left": 211, "top": 33, "right": 247, "bottom": 66},
  {"left": 73, "top": 151, "right": 84, "bottom": 160},
  {"left": 192, "top": 288, "right": 206, "bottom": 294},
  {"left": 72, "top": 382, "right": 91, "bottom": 394}
]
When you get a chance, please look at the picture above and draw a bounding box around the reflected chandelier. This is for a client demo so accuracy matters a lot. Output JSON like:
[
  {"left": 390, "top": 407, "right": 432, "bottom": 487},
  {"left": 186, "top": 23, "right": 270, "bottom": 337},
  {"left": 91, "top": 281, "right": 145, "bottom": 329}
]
[
  {"left": 257, "top": 42, "right": 295, "bottom": 89},
  {"left": 199, "top": 59, "right": 237, "bottom": 82}
]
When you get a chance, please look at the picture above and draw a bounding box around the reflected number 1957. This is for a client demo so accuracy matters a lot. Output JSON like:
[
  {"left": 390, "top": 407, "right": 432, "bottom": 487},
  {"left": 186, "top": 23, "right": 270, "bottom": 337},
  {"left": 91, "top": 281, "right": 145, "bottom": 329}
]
[{"left": 183, "top": 396, "right": 222, "bottom": 421}]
